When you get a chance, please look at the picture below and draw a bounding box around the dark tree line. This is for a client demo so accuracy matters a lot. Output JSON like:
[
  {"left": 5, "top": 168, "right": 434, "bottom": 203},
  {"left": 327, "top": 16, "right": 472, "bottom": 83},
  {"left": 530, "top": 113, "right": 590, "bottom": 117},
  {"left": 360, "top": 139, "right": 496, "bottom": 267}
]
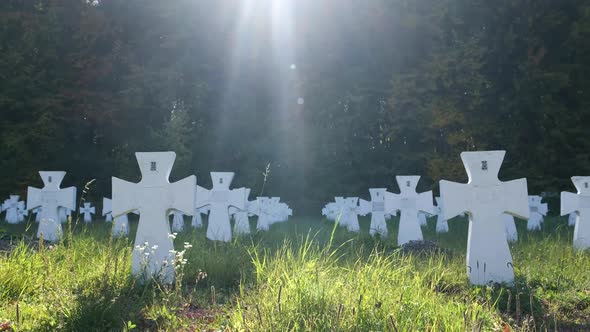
[{"left": 1, "top": 0, "right": 589, "bottom": 212}]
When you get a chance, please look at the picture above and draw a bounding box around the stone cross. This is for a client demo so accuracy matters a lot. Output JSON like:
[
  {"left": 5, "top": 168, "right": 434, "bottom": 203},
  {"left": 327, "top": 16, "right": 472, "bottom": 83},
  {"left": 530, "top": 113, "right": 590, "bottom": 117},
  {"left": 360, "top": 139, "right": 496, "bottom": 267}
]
[
  {"left": 170, "top": 211, "right": 185, "bottom": 232},
  {"left": 359, "top": 188, "right": 390, "bottom": 237},
  {"left": 527, "top": 195, "right": 548, "bottom": 231},
  {"left": 80, "top": 202, "right": 95, "bottom": 223},
  {"left": 196, "top": 172, "right": 246, "bottom": 242},
  {"left": 103, "top": 197, "right": 129, "bottom": 237},
  {"left": 435, "top": 197, "right": 449, "bottom": 233},
  {"left": 341, "top": 197, "right": 361, "bottom": 232},
  {"left": 439, "top": 151, "right": 529, "bottom": 285},
  {"left": 385, "top": 176, "right": 434, "bottom": 245},
  {"left": 191, "top": 206, "right": 208, "bottom": 228},
  {"left": 561, "top": 176, "right": 590, "bottom": 250},
  {"left": 322, "top": 197, "right": 345, "bottom": 221},
  {"left": 249, "top": 197, "right": 266, "bottom": 230},
  {"left": 112, "top": 152, "right": 196, "bottom": 283},
  {"left": 418, "top": 212, "right": 429, "bottom": 226},
  {"left": 250, "top": 197, "right": 272, "bottom": 231},
  {"left": 17, "top": 203, "right": 28, "bottom": 222},
  {"left": 233, "top": 188, "right": 251, "bottom": 234},
  {"left": 2, "top": 195, "right": 21, "bottom": 224},
  {"left": 27, "top": 172, "right": 77, "bottom": 242}
]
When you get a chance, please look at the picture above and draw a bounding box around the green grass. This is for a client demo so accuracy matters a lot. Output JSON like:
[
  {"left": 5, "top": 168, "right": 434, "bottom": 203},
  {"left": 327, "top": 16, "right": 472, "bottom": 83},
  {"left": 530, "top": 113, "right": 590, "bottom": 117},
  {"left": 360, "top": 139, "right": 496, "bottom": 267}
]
[{"left": 0, "top": 214, "right": 589, "bottom": 331}]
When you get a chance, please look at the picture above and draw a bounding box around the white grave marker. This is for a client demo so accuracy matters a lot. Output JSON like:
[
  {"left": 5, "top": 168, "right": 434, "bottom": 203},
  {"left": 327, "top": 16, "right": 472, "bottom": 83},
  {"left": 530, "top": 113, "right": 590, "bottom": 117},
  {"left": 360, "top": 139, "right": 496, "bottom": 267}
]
[
  {"left": 435, "top": 197, "right": 449, "bottom": 233},
  {"left": 80, "top": 202, "right": 95, "bottom": 223},
  {"left": 27, "top": 172, "right": 77, "bottom": 242},
  {"left": 170, "top": 211, "right": 185, "bottom": 232},
  {"left": 191, "top": 206, "right": 208, "bottom": 228},
  {"left": 439, "top": 151, "right": 528, "bottom": 285},
  {"left": 112, "top": 152, "right": 196, "bottom": 283},
  {"left": 527, "top": 195, "right": 548, "bottom": 231},
  {"left": 385, "top": 176, "right": 434, "bottom": 245},
  {"left": 102, "top": 197, "right": 130, "bottom": 237},
  {"left": 2, "top": 195, "right": 21, "bottom": 224},
  {"left": 341, "top": 197, "right": 361, "bottom": 232},
  {"left": 196, "top": 172, "right": 246, "bottom": 242},
  {"left": 17, "top": 203, "right": 28, "bottom": 222},
  {"left": 561, "top": 176, "right": 590, "bottom": 250},
  {"left": 250, "top": 197, "right": 273, "bottom": 231},
  {"left": 359, "top": 188, "right": 390, "bottom": 237}
]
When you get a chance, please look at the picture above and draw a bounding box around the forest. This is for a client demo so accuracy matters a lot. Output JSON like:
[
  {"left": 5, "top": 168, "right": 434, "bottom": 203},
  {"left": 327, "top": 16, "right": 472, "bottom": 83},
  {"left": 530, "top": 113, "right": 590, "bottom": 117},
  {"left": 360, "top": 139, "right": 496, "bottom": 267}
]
[{"left": 1, "top": 0, "right": 589, "bottom": 212}]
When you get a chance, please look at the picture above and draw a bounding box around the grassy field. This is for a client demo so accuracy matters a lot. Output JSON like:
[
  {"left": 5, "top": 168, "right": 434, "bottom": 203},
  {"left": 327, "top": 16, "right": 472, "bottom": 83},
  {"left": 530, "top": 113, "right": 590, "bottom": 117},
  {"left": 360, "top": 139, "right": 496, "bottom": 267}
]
[{"left": 0, "top": 214, "right": 589, "bottom": 331}]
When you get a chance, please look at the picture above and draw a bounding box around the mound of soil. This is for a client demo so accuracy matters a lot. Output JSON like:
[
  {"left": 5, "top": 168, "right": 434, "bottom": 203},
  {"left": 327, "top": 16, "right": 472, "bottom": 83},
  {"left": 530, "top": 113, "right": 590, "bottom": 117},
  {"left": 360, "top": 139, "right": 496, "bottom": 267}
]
[
  {"left": 399, "top": 240, "right": 450, "bottom": 255},
  {"left": 0, "top": 234, "right": 56, "bottom": 254}
]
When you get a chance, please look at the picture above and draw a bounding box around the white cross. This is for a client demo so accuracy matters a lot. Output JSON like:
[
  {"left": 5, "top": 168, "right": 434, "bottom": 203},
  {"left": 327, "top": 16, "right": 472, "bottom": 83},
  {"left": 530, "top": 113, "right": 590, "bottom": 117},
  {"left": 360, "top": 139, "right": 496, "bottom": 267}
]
[
  {"left": 434, "top": 197, "right": 449, "bottom": 233},
  {"left": 112, "top": 152, "right": 196, "bottom": 283},
  {"left": 196, "top": 172, "right": 246, "bottom": 242},
  {"left": 322, "top": 197, "right": 345, "bottom": 221},
  {"left": 561, "top": 176, "right": 590, "bottom": 250},
  {"left": 250, "top": 197, "right": 273, "bottom": 231},
  {"left": 170, "top": 211, "right": 185, "bottom": 232},
  {"left": 79, "top": 202, "right": 95, "bottom": 223},
  {"left": 359, "top": 188, "right": 390, "bottom": 237},
  {"left": 440, "top": 151, "right": 529, "bottom": 285},
  {"left": 527, "top": 195, "right": 547, "bottom": 231},
  {"left": 385, "top": 176, "right": 434, "bottom": 245},
  {"left": 2, "top": 195, "right": 21, "bottom": 224},
  {"left": 17, "top": 202, "right": 28, "bottom": 222},
  {"left": 232, "top": 188, "right": 251, "bottom": 235},
  {"left": 191, "top": 206, "right": 208, "bottom": 228},
  {"left": 340, "top": 197, "right": 361, "bottom": 232},
  {"left": 27, "top": 172, "right": 77, "bottom": 242},
  {"left": 103, "top": 197, "right": 130, "bottom": 237}
]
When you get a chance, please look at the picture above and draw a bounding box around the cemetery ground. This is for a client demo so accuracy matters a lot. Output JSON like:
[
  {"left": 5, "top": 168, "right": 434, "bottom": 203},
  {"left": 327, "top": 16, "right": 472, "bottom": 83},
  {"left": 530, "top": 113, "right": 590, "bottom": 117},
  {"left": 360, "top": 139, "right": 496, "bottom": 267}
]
[{"left": 0, "top": 216, "right": 589, "bottom": 332}]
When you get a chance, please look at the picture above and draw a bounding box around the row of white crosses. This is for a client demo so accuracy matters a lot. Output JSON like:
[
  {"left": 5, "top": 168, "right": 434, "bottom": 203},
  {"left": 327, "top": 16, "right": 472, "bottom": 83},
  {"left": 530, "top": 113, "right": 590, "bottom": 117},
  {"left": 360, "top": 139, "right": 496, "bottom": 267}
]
[
  {"left": 10, "top": 150, "right": 589, "bottom": 287},
  {"left": 111, "top": 152, "right": 292, "bottom": 282},
  {"left": 324, "top": 177, "right": 436, "bottom": 245}
]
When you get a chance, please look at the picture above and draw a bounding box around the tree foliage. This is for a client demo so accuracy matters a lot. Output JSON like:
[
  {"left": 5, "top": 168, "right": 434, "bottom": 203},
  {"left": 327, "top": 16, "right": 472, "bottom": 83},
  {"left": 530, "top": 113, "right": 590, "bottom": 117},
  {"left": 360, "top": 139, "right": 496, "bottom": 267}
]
[{"left": 0, "top": 0, "right": 588, "bottom": 211}]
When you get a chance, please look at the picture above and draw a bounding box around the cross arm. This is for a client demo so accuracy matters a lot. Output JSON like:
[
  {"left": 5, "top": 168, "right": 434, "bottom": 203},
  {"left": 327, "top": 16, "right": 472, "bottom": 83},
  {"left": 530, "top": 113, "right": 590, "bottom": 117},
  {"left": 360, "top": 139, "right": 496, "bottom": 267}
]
[
  {"left": 27, "top": 187, "right": 43, "bottom": 210},
  {"left": 501, "top": 179, "right": 529, "bottom": 219},
  {"left": 195, "top": 185, "right": 211, "bottom": 209},
  {"left": 416, "top": 191, "right": 435, "bottom": 215},
  {"left": 112, "top": 177, "right": 140, "bottom": 218},
  {"left": 169, "top": 175, "right": 196, "bottom": 215},
  {"left": 228, "top": 188, "right": 247, "bottom": 210},
  {"left": 561, "top": 191, "right": 579, "bottom": 216},
  {"left": 383, "top": 192, "right": 400, "bottom": 215},
  {"left": 439, "top": 180, "right": 469, "bottom": 220},
  {"left": 358, "top": 199, "right": 371, "bottom": 216},
  {"left": 56, "top": 187, "right": 77, "bottom": 211}
]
